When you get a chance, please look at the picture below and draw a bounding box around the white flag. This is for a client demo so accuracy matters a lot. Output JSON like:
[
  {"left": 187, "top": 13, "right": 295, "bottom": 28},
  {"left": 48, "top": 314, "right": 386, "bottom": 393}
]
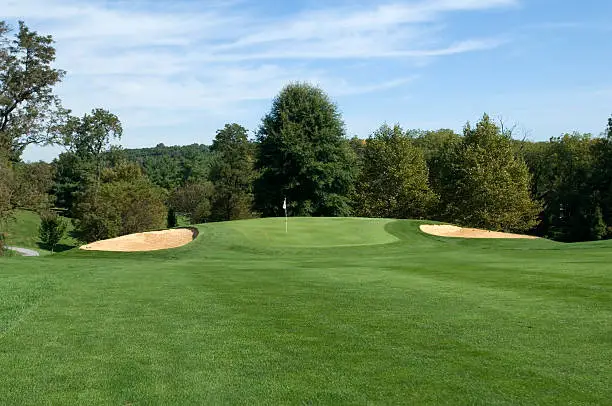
[{"left": 283, "top": 198, "right": 287, "bottom": 210}]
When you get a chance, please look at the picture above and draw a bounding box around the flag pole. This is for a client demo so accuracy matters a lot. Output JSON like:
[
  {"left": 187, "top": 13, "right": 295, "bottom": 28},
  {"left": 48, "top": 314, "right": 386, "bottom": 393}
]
[{"left": 283, "top": 197, "right": 287, "bottom": 233}]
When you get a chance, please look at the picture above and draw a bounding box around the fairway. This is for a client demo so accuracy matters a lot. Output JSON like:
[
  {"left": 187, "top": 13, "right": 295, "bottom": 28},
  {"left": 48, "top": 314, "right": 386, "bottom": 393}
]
[{"left": 0, "top": 218, "right": 611, "bottom": 404}]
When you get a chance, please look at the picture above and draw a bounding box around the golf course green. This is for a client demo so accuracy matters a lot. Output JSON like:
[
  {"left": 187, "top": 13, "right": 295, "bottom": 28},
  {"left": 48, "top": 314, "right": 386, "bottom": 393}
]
[{"left": 0, "top": 217, "right": 610, "bottom": 404}]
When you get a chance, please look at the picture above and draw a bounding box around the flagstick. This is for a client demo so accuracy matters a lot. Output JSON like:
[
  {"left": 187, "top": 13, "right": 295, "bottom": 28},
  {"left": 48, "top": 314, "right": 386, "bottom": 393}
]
[{"left": 283, "top": 197, "right": 288, "bottom": 233}]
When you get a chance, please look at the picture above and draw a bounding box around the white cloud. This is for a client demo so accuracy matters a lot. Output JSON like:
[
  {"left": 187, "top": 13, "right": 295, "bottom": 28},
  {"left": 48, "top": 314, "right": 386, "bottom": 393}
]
[{"left": 3, "top": 0, "right": 515, "bottom": 151}]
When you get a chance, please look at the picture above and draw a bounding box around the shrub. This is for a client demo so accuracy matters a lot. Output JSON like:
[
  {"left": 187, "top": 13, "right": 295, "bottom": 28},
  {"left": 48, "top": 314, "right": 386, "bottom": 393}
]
[
  {"left": 167, "top": 207, "right": 178, "bottom": 228},
  {"left": 39, "top": 212, "right": 67, "bottom": 252},
  {"left": 74, "top": 178, "right": 167, "bottom": 243}
]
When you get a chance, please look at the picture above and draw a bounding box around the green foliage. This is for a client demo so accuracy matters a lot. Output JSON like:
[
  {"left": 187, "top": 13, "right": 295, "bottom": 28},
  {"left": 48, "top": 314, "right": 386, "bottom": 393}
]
[
  {"left": 0, "top": 231, "right": 4, "bottom": 256},
  {"left": 354, "top": 124, "right": 437, "bottom": 219},
  {"left": 60, "top": 108, "right": 122, "bottom": 184},
  {"left": 167, "top": 207, "right": 178, "bottom": 228},
  {"left": 410, "top": 128, "right": 461, "bottom": 163},
  {"left": 51, "top": 152, "right": 94, "bottom": 214},
  {"left": 415, "top": 130, "right": 462, "bottom": 202},
  {"left": 437, "top": 114, "right": 541, "bottom": 232},
  {"left": 0, "top": 209, "right": 78, "bottom": 254},
  {"left": 11, "top": 161, "right": 54, "bottom": 211},
  {"left": 0, "top": 21, "right": 68, "bottom": 161},
  {"left": 73, "top": 164, "right": 167, "bottom": 243},
  {"left": 123, "top": 143, "right": 212, "bottom": 189},
  {"left": 38, "top": 211, "right": 66, "bottom": 252},
  {"left": 255, "top": 82, "right": 356, "bottom": 217},
  {"left": 209, "top": 123, "right": 255, "bottom": 222},
  {"left": 169, "top": 181, "right": 215, "bottom": 224},
  {"left": 0, "top": 156, "right": 13, "bottom": 224},
  {"left": 535, "top": 133, "right": 608, "bottom": 241}
]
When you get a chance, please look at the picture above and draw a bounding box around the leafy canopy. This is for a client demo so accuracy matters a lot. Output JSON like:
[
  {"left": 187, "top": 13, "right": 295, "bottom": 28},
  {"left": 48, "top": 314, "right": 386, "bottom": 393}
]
[
  {"left": 255, "top": 82, "right": 356, "bottom": 217},
  {"left": 0, "top": 21, "right": 67, "bottom": 161},
  {"left": 354, "top": 124, "right": 437, "bottom": 219},
  {"left": 438, "top": 114, "right": 540, "bottom": 232}
]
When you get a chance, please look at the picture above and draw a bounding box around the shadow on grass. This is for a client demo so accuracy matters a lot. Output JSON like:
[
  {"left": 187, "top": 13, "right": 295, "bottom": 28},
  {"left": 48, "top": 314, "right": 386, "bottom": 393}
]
[{"left": 35, "top": 242, "right": 78, "bottom": 253}]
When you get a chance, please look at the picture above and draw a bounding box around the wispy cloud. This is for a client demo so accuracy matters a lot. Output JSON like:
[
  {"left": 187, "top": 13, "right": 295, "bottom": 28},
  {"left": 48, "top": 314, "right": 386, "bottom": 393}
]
[{"left": 2, "top": 0, "right": 515, "bottom": 130}]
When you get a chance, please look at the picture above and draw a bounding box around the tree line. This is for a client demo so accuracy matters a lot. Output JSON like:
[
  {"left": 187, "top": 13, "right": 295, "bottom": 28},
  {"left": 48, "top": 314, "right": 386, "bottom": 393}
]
[{"left": 1, "top": 21, "right": 612, "bottom": 253}]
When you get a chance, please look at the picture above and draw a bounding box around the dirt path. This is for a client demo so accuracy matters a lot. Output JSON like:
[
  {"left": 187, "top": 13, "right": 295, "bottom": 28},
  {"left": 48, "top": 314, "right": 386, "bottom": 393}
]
[{"left": 6, "top": 246, "right": 40, "bottom": 257}]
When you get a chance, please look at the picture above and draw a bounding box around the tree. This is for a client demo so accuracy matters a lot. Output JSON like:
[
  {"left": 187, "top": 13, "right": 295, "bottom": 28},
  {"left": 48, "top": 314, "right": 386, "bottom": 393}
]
[
  {"left": 72, "top": 162, "right": 167, "bottom": 243},
  {"left": 0, "top": 231, "right": 5, "bottom": 256},
  {"left": 0, "top": 21, "right": 68, "bottom": 161},
  {"left": 0, "top": 155, "right": 14, "bottom": 226},
  {"left": 410, "top": 128, "right": 461, "bottom": 164},
  {"left": 51, "top": 151, "right": 94, "bottom": 214},
  {"left": 11, "top": 161, "right": 54, "bottom": 211},
  {"left": 169, "top": 181, "right": 214, "bottom": 224},
  {"left": 438, "top": 114, "right": 540, "bottom": 232},
  {"left": 592, "top": 116, "right": 612, "bottom": 239},
  {"left": 60, "top": 108, "right": 122, "bottom": 185},
  {"left": 411, "top": 129, "right": 462, "bottom": 219},
  {"left": 255, "top": 82, "right": 356, "bottom": 217},
  {"left": 38, "top": 211, "right": 66, "bottom": 252},
  {"left": 354, "top": 124, "right": 437, "bottom": 219},
  {"left": 533, "top": 134, "right": 605, "bottom": 241},
  {"left": 209, "top": 123, "right": 255, "bottom": 221},
  {"left": 167, "top": 207, "right": 178, "bottom": 228}
]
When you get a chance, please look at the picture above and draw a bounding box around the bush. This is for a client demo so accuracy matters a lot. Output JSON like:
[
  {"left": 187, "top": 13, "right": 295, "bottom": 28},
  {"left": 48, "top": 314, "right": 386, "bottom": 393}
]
[
  {"left": 39, "top": 212, "right": 67, "bottom": 252},
  {"left": 74, "top": 178, "right": 168, "bottom": 243},
  {"left": 0, "top": 232, "right": 5, "bottom": 256},
  {"left": 167, "top": 207, "right": 178, "bottom": 228},
  {"left": 169, "top": 181, "right": 214, "bottom": 224}
]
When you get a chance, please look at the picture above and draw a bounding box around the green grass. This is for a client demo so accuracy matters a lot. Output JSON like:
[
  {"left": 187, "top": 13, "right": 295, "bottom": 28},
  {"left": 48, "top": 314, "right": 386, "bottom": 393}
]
[
  {"left": 0, "top": 210, "right": 80, "bottom": 255},
  {"left": 0, "top": 217, "right": 610, "bottom": 404}
]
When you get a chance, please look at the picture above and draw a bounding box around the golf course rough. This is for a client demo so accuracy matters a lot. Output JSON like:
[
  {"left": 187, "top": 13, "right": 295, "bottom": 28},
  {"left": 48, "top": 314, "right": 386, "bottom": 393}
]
[{"left": 1, "top": 217, "right": 611, "bottom": 405}]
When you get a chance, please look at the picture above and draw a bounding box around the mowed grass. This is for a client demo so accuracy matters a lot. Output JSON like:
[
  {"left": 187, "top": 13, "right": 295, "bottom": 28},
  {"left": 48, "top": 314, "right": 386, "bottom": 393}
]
[
  {"left": 0, "top": 218, "right": 611, "bottom": 404},
  {"left": 1, "top": 210, "right": 79, "bottom": 255}
]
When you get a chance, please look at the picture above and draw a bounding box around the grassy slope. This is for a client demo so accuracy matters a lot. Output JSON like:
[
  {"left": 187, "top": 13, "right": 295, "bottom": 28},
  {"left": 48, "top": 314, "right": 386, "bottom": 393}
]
[
  {"left": 0, "top": 218, "right": 610, "bottom": 404},
  {"left": 1, "top": 210, "right": 79, "bottom": 255}
]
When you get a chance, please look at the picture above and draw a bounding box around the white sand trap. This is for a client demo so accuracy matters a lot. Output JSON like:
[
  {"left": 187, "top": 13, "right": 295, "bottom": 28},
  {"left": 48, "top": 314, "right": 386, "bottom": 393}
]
[
  {"left": 80, "top": 228, "right": 197, "bottom": 252},
  {"left": 420, "top": 224, "right": 538, "bottom": 239}
]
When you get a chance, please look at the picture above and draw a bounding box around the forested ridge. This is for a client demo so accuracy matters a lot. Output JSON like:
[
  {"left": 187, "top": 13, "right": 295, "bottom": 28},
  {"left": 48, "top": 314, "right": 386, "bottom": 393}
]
[{"left": 2, "top": 21, "right": 611, "bottom": 252}]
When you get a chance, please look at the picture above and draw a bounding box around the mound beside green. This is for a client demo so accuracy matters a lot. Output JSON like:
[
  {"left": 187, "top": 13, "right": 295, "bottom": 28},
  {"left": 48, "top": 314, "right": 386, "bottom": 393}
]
[
  {"left": 0, "top": 218, "right": 610, "bottom": 404},
  {"left": 1, "top": 210, "right": 79, "bottom": 255}
]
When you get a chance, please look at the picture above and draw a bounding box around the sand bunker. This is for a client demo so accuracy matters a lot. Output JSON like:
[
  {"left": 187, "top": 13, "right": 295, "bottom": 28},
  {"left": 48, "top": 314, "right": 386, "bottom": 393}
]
[
  {"left": 420, "top": 224, "right": 538, "bottom": 239},
  {"left": 80, "top": 228, "right": 197, "bottom": 252}
]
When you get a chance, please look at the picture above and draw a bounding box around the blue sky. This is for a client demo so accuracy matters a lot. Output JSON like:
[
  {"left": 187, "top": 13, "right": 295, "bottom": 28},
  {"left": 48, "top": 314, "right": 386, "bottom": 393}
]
[{"left": 2, "top": 0, "right": 611, "bottom": 162}]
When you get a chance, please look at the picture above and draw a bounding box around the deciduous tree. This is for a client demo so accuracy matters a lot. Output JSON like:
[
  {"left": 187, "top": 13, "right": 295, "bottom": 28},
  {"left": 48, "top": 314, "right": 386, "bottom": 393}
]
[
  {"left": 169, "top": 181, "right": 215, "bottom": 224},
  {"left": 538, "top": 134, "right": 606, "bottom": 241},
  {"left": 209, "top": 123, "right": 255, "bottom": 221},
  {"left": 60, "top": 108, "right": 122, "bottom": 185},
  {"left": 255, "top": 83, "right": 356, "bottom": 217},
  {"left": 438, "top": 114, "right": 540, "bottom": 232},
  {"left": 0, "top": 21, "right": 68, "bottom": 161},
  {"left": 354, "top": 124, "right": 437, "bottom": 219},
  {"left": 73, "top": 162, "right": 167, "bottom": 242}
]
